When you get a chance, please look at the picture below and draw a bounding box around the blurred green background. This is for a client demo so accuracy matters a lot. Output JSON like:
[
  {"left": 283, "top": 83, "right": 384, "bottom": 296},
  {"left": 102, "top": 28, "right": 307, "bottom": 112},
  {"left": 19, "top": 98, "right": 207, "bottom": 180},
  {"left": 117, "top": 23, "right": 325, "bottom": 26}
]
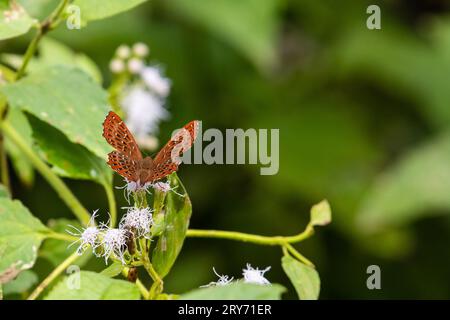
[{"left": 2, "top": 0, "right": 450, "bottom": 299}]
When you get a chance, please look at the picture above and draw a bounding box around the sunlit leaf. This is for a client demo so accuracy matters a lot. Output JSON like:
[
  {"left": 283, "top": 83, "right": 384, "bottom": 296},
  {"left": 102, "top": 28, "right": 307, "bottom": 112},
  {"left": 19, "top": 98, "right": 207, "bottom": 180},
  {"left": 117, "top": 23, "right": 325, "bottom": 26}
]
[
  {"left": 310, "top": 200, "right": 332, "bottom": 227},
  {"left": 1, "top": 37, "right": 102, "bottom": 83},
  {"left": 45, "top": 271, "right": 140, "bottom": 300},
  {"left": 0, "top": 65, "right": 112, "bottom": 159},
  {"left": 0, "top": 0, "right": 36, "bottom": 40},
  {"left": 281, "top": 255, "right": 320, "bottom": 300},
  {"left": 0, "top": 198, "right": 48, "bottom": 284},
  {"left": 152, "top": 173, "right": 192, "bottom": 278},
  {"left": 181, "top": 282, "right": 285, "bottom": 300},
  {"left": 73, "top": 0, "right": 147, "bottom": 25}
]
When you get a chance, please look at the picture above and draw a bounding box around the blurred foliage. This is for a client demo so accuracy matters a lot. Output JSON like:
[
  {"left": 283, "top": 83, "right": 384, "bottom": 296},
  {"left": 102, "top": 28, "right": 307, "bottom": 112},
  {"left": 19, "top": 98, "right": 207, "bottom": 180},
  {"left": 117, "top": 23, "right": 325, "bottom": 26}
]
[{"left": 1, "top": 0, "right": 450, "bottom": 299}]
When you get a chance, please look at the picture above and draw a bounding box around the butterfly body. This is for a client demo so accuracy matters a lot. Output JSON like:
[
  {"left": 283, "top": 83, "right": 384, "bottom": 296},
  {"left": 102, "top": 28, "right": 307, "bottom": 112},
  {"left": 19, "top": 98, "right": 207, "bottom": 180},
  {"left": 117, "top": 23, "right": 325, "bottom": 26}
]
[{"left": 102, "top": 111, "right": 198, "bottom": 187}]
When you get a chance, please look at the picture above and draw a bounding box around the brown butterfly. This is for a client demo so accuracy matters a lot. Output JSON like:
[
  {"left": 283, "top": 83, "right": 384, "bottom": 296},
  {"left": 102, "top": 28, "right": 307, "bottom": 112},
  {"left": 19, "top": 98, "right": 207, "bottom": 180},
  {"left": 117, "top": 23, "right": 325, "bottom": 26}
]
[{"left": 102, "top": 111, "right": 199, "bottom": 189}]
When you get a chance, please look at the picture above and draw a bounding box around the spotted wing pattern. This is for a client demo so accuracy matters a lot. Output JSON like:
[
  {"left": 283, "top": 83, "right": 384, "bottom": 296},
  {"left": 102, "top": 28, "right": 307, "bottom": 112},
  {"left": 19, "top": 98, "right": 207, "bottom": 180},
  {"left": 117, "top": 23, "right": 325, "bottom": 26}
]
[
  {"left": 147, "top": 120, "right": 199, "bottom": 182},
  {"left": 107, "top": 151, "right": 138, "bottom": 181},
  {"left": 102, "top": 111, "right": 142, "bottom": 160}
]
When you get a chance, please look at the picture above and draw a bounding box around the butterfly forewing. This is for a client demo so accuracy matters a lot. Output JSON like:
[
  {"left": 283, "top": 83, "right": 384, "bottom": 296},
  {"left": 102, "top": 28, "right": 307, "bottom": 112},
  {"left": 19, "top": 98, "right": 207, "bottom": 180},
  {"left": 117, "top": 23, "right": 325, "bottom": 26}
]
[
  {"left": 103, "top": 111, "right": 143, "bottom": 160},
  {"left": 148, "top": 120, "right": 199, "bottom": 182}
]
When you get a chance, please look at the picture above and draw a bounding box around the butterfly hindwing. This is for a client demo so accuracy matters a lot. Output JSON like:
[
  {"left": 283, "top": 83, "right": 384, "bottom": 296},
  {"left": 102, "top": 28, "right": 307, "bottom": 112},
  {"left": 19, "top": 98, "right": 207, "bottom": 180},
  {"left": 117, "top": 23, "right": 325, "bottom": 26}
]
[{"left": 107, "top": 151, "right": 138, "bottom": 181}]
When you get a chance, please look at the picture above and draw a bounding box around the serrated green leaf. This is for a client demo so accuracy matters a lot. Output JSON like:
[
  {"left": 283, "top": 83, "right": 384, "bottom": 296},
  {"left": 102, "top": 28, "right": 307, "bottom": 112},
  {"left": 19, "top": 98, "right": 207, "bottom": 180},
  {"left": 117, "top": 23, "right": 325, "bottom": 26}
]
[
  {"left": 166, "top": 0, "right": 280, "bottom": 71},
  {"left": 73, "top": 0, "right": 147, "bottom": 25},
  {"left": 281, "top": 255, "right": 320, "bottom": 300},
  {"left": 39, "top": 218, "right": 91, "bottom": 267},
  {"left": 181, "top": 282, "right": 285, "bottom": 300},
  {"left": 357, "top": 132, "right": 450, "bottom": 232},
  {"left": 0, "top": 65, "right": 112, "bottom": 159},
  {"left": 100, "top": 261, "right": 124, "bottom": 278},
  {"left": 0, "top": 198, "right": 48, "bottom": 284},
  {"left": 310, "top": 200, "right": 332, "bottom": 227},
  {"left": 152, "top": 173, "right": 192, "bottom": 278},
  {"left": 28, "top": 114, "right": 111, "bottom": 186},
  {"left": 0, "top": 0, "right": 36, "bottom": 40},
  {"left": 4, "top": 108, "right": 34, "bottom": 186},
  {"left": 2, "top": 269, "right": 37, "bottom": 295},
  {"left": 45, "top": 271, "right": 140, "bottom": 300}
]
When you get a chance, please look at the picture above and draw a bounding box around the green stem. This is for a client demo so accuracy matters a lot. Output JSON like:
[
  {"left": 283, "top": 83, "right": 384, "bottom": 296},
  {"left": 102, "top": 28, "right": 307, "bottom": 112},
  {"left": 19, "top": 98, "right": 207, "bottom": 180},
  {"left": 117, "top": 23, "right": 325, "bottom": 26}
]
[
  {"left": 15, "top": 0, "right": 71, "bottom": 80},
  {"left": 284, "top": 243, "right": 314, "bottom": 267},
  {"left": 1, "top": 121, "right": 90, "bottom": 224},
  {"left": 45, "top": 231, "right": 78, "bottom": 242},
  {"left": 186, "top": 227, "right": 313, "bottom": 246},
  {"left": 28, "top": 251, "right": 80, "bottom": 300},
  {"left": 104, "top": 183, "right": 117, "bottom": 227}
]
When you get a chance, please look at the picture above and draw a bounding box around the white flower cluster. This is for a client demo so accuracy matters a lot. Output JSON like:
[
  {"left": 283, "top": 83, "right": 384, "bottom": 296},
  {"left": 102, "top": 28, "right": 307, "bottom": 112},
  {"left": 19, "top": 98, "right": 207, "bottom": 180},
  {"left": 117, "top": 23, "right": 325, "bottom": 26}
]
[
  {"left": 202, "top": 264, "right": 272, "bottom": 287},
  {"left": 109, "top": 42, "right": 171, "bottom": 145},
  {"left": 67, "top": 207, "right": 154, "bottom": 264}
]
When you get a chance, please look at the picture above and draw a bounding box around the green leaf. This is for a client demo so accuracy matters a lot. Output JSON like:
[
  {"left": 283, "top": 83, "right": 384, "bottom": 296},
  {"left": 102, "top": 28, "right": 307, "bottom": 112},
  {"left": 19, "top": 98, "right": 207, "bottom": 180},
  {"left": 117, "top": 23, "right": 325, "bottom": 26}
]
[
  {"left": 0, "top": 0, "right": 36, "bottom": 40},
  {"left": 0, "top": 198, "right": 48, "bottom": 284},
  {"left": 39, "top": 218, "right": 90, "bottom": 267},
  {"left": 2, "top": 270, "right": 37, "bottom": 295},
  {"left": 4, "top": 108, "right": 34, "bottom": 186},
  {"left": 100, "top": 261, "right": 124, "bottom": 278},
  {"left": 181, "top": 282, "right": 286, "bottom": 300},
  {"left": 0, "top": 65, "right": 112, "bottom": 159},
  {"left": 28, "top": 114, "right": 112, "bottom": 186},
  {"left": 357, "top": 132, "right": 450, "bottom": 232},
  {"left": 166, "top": 0, "right": 280, "bottom": 71},
  {"left": 17, "top": 0, "right": 59, "bottom": 21},
  {"left": 152, "top": 173, "right": 192, "bottom": 278},
  {"left": 73, "top": 0, "right": 147, "bottom": 25},
  {"left": 45, "top": 271, "right": 140, "bottom": 300},
  {"left": 1, "top": 37, "right": 103, "bottom": 83},
  {"left": 310, "top": 200, "right": 332, "bottom": 227},
  {"left": 0, "top": 184, "right": 10, "bottom": 198},
  {"left": 281, "top": 255, "right": 320, "bottom": 300}
]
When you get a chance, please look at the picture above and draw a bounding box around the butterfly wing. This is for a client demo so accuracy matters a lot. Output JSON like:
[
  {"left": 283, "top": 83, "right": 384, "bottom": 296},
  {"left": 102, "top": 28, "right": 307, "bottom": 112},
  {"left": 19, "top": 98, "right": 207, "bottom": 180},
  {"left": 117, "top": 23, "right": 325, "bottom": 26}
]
[
  {"left": 102, "top": 111, "right": 143, "bottom": 160},
  {"left": 107, "top": 151, "right": 138, "bottom": 181},
  {"left": 147, "top": 120, "right": 199, "bottom": 183}
]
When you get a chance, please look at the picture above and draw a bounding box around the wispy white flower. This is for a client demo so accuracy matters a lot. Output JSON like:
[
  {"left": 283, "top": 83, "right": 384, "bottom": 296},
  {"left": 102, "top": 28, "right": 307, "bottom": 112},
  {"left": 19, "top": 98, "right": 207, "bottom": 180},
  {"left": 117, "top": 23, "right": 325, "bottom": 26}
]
[
  {"left": 3, "top": 3, "right": 25, "bottom": 23},
  {"left": 140, "top": 66, "right": 171, "bottom": 98},
  {"left": 242, "top": 264, "right": 271, "bottom": 285},
  {"left": 120, "top": 207, "right": 153, "bottom": 238},
  {"left": 116, "top": 45, "right": 131, "bottom": 59},
  {"left": 133, "top": 42, "right": 149, "bottom": 57},
  {"left": 67, "top": 210, "right": 101, "bottom": 255},
  {"left": 201, "top": 267, "right": 234, "bottom": 288},
  {"left": 121, "top": 85, "right": 169, "bottom": 138},
  {"left": 152, "top": 181, "right": 184, "bottom": 197},
  {"left": 101, "top": 227, "right": 129, "bottom": 264},
  {"left": 127, "top": 58, "right": 144, "bottom": 74},
  {"left": 110, "top": 58, "right": 125, "bottom": 73}
]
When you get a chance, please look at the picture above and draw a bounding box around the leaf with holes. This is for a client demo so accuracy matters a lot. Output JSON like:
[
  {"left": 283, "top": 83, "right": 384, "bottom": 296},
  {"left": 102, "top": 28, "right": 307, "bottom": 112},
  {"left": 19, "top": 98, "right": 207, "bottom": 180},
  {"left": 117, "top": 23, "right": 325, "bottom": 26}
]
[{"left": 0, "top": 198, "right": 48, "bottom": 284}]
